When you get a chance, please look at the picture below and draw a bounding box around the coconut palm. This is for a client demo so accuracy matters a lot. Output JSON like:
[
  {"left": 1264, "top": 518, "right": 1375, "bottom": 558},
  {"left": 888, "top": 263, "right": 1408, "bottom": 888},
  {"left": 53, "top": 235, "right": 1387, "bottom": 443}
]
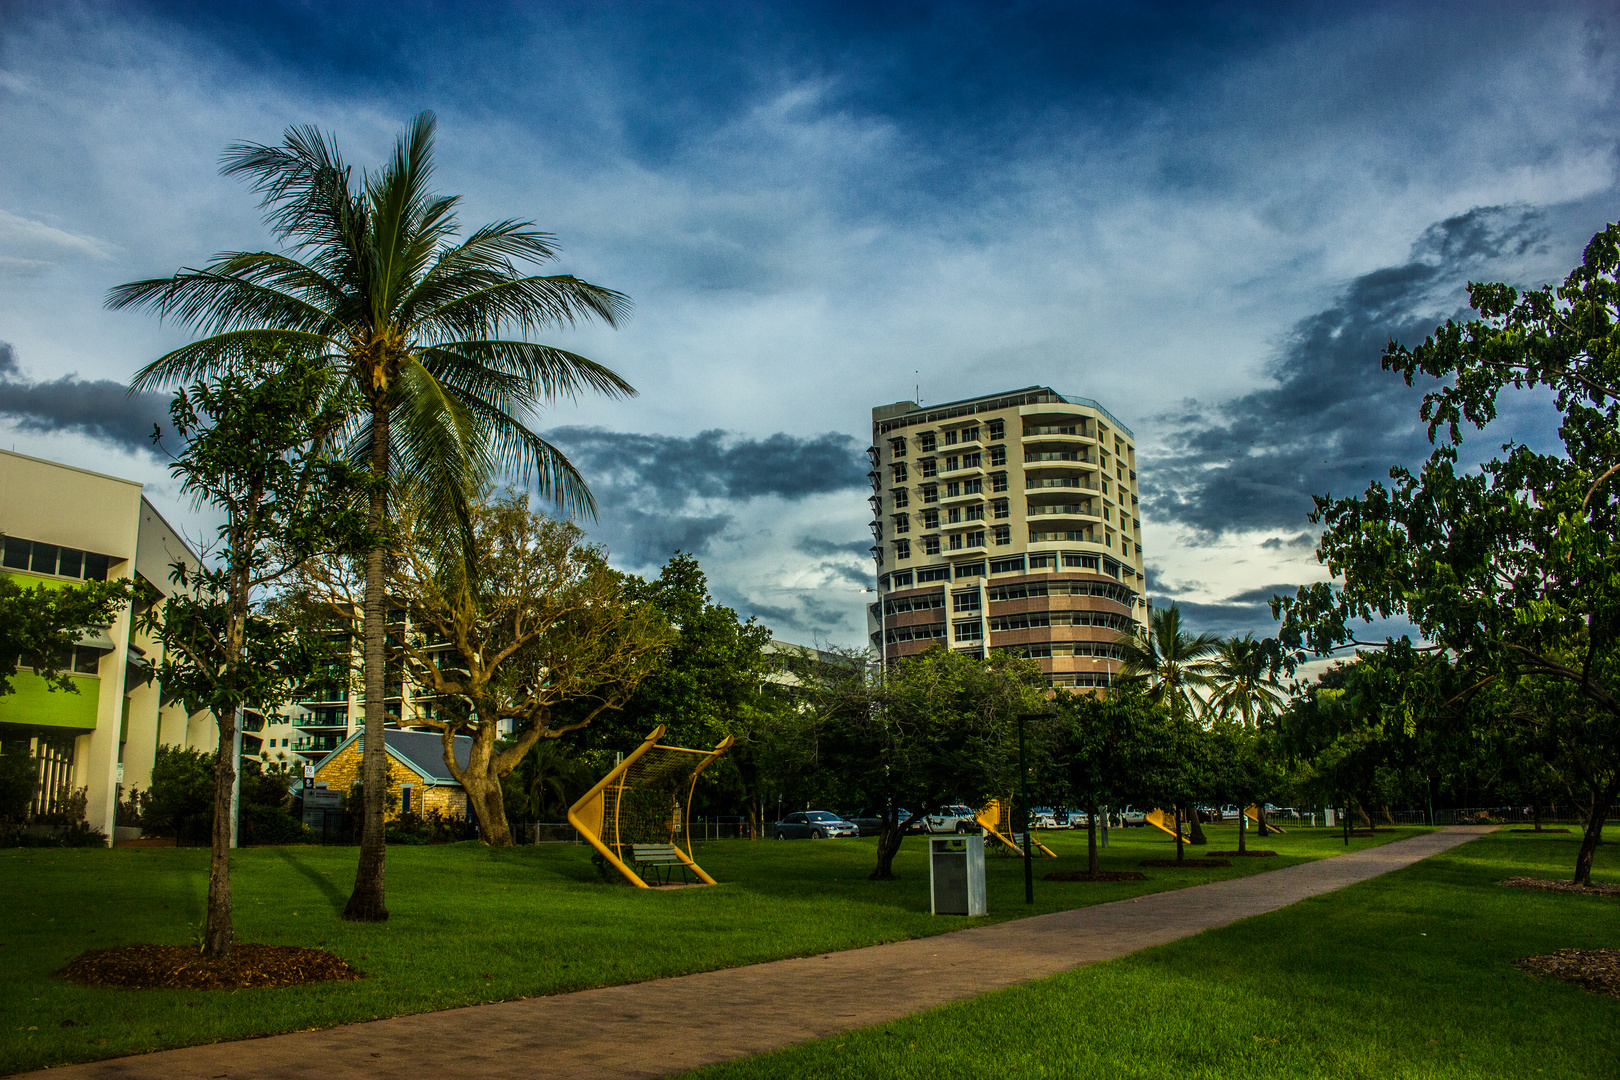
[
  {"left": 1113, "top": 604, "right": 1221, "bottom": 721},
  {"left": 1204, "top": 633, "right": 1288, "bottom": 727},
  {"left": 107, "top": 112, "right": 634, "bottom": 921}
]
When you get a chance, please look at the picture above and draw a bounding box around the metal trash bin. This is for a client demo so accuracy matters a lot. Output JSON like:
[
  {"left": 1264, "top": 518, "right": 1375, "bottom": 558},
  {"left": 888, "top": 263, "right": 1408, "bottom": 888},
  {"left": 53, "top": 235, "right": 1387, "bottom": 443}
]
[{"left": 930, "top": 834, "right": 987, "bottom": 916}]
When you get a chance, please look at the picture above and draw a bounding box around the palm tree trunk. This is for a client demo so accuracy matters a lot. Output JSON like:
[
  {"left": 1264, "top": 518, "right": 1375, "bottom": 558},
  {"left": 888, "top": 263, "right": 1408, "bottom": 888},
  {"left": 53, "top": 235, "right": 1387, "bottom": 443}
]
[{"left": 344, "top": 404, "right": 391, "bottom": 923}]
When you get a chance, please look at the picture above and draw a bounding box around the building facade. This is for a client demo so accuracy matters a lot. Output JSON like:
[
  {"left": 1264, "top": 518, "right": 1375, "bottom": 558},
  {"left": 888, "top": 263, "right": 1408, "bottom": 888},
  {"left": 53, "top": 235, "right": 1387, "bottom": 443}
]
[
  {"left": 0, "top": 449, "right": 212, "bottom": 839},
  {"left": 866, "top": 387, "right": 1148, "bottom": 689}
]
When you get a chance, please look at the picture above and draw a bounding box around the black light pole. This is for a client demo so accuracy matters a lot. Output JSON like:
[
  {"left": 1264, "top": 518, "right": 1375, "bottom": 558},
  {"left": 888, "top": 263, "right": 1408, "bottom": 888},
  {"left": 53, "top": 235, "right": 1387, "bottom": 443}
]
[{"left": 1017, "top": 711, "right": 1055, "bottom": 906}]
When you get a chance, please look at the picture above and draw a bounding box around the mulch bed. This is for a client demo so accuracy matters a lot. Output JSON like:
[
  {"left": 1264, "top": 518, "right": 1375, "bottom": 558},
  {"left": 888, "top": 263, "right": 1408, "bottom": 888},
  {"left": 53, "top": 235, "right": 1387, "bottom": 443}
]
[
  {"left": 59, "top": 944, "right": 363, "bottom": 990},
  {"left": 1498, "top": 877, "right": 1620, "bottom": 898},
  {"left": 1139, "top": 858, "right": 1231, "bottom": 868},
  {"left": 1513, "top": 949, "right": 1620, "bottom": 997},
  {"left": 1509, "top": 828, "right": 1571, "bottom": 833},
  {"left": 1044, "top": 870, "right": 1148, "bottom": 882},
  {"left": 1210, "top": 850, "right": 1278, "bottom": 857}
]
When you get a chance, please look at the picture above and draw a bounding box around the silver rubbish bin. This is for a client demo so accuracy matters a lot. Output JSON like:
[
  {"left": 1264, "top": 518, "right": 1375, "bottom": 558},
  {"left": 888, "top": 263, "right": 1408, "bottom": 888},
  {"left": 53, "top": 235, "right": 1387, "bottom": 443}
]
[{"left": 929, "top": 834, "right": 987, "bottom": 916}]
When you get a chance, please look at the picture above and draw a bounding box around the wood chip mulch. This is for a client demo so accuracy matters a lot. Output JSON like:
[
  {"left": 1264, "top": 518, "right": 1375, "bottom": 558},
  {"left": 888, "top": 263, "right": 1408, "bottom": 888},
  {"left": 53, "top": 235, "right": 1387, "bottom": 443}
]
[
  {"left": 1044, "top": 870, "right": 1148, "bottom": 882},
  {"left": 1139, "top": 858, "right": 1231, "bottom": 868},
  {"left": 1498, "top": 877, "right": 1620, "bottom": 898},
  {"left": 1508, "top": 828, "right": 1571, "bottom": 833},
  {"left": 59, "top": 944, "right": 363, "bottom": 990},
  {"left": 1513, "top": 949, "right": 1620, "bottom": 997},
  {"left": 1210, "top": 850, "right": 1278, "bottom": 857}
]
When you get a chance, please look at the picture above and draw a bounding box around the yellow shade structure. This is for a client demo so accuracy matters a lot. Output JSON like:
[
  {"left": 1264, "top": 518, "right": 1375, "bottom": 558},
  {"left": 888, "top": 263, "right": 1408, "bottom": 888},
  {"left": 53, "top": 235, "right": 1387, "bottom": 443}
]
[
  {"left": 1245, "top": 804, "right": 1287, "bottom": 833},
  {"left": 975, "top": 798, "right": 1057, "bottom": 858},
  {"left": 567, "top": 726, "right": 734, "bottom": 889},
  {"left": 1144, "top": 808, "right": 1188, "bottom": 838}
]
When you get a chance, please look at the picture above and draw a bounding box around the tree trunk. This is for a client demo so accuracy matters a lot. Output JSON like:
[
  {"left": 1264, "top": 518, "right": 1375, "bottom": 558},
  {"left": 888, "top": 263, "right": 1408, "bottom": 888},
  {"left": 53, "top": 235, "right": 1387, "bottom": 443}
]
[
  {"left": 1188, "top": 802, "right": 1207, "bottom": 846},
  {"left": 344, "top": 404, "right": 391, "bottom": 923},
  {"left": 1257, "top": 803, "right": 1271, "bottom": 837},
  {"left": 1237, "top": 804, "right": 1247, "bottom": 855},
  {"left": 870, "top": 814, "right": 907, "bottom": 880},
  {"left": 1573, "top": 775, "right": 1620, "bottom": 887},
  {"left": 1087, "top": 802, "right": 1099, "bottom": 874},
  {"left": 1533, "top": 802, "right": 1542, "bottom": 831},
  {"left": 1174, "top": 804, "right": 1184, "bottom": 861},
  {"left": 203, "top": 707, "right": 236, "bottom": 959},
  {"left": 466, "top": 772, "right": 513, "bottom": 847}
]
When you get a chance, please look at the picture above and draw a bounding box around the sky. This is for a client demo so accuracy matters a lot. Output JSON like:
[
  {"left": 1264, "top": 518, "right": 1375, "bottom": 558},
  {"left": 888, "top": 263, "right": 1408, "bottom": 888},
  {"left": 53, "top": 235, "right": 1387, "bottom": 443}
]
[{"left": 1, "top": 0, "right": 1616, "bottom": 651}]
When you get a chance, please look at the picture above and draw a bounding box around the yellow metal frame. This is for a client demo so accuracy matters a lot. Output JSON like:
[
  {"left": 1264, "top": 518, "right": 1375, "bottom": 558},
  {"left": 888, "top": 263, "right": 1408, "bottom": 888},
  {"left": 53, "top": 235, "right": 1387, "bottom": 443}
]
[
  {"left": 975, "top": 798, "right": 1057, "bottom": 858},
  {"left": 567, "top": 726, "right": 735, "bottom": 889},
  {"left": 1245, "top": 804, "right": 1287, "bottom": 833},
  {"left": 1144, "top": 808, "right": 1189, "bottom": 839}
]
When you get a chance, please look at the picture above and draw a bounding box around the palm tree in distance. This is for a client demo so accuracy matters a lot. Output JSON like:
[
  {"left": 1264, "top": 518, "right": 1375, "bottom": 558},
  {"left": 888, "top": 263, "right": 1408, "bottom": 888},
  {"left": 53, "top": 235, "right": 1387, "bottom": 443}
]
[
  {"left": 1115, "top": 604, "right": 1221, "bottom": 851},
  {"left": 108, "top": 113, "right": 635, "bottom": 921},
  {"left": 1204, "top": 633, "right": 1287, "bottom": 727}
]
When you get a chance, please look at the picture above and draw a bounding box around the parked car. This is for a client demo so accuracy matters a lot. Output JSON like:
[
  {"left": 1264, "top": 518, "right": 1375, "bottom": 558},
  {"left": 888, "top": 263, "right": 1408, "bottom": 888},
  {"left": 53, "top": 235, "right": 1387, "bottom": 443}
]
[
  {"left": 924, "top": 805, "right": 981, "bottom": 834},
  {"left": 773, "top": 811, "right": 859, "bottom": 839},
  {"left": 840, "top": 809, "right": 883, "bottom": 837},
  {"left": 1032, "top": 806, "right": 1059, "bottom": 829},
  {"left": 1195, "top": 805, "right": 1223, "bottom": 823},
  {"left": 1118, "top": 805, "right": 1148, "bottom": 827},
  {"left": 1218, "top": 804, "right": 1241, "bottom": 822},
  {"left": 1067, "top": 808, "right": 1090, "bottom": 828}
]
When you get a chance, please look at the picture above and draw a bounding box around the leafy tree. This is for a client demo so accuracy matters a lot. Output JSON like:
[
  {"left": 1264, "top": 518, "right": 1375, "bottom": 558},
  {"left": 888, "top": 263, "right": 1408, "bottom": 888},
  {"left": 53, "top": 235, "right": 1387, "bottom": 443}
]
[
  {"left": 1054, "top": 685, "right": 1171, "bottom": 872},
  {"left": 0, "top": 746, "right": 37, "bottom": 823},
  {"left": 1204, "top": 634, "right": 1287, "bottom": 727},
  {"left": 0, "top": 573, "right": 135, "bottom": 699},
  {"left": 1276, "top": 224, "right": 1620, "bottom": 882},
  {"left": 136, "top": 346, "right": 366, "bottom": 958},
  {"left": 146, "top": 745, "right": 216, "bottom": 842},
  {"left": 109, "top": 113, "right": 635, "bottom": 921},
  {"left": 800, "top": 646, "right": 1047, "bottom": 880},
  {"left": 381, "top": 489, "right": 671, "bottom": 847}
]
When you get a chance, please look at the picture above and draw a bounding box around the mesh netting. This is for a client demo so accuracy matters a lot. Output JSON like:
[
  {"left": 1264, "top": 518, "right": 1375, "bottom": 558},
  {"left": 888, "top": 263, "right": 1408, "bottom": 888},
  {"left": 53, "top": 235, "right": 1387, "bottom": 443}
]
[{"left": 600, "top": 745, "right": 712, "bottom": 863}]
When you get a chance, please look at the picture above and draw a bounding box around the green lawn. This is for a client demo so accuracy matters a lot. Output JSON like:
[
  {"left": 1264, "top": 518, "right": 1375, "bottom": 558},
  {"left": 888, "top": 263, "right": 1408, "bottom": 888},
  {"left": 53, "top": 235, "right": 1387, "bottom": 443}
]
[
  {"left": 691, "top": 828, "right": 1620, "bottom": 1080},
  {"left": 1, "top": 823, "right": 1422, "bottom": 1075}
]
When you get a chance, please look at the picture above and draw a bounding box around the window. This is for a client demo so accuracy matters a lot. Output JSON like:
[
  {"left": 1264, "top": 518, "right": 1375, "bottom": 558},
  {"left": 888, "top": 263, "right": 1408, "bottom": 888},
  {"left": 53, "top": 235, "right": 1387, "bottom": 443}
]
[
  {"left": 922, "top": 484, "right": 938, "bottom": 503},
  {"left": 894, "top": 539, "right": 911, "bottom": 559},
  {"left": 889, "top": 437, "right": 908, "bottom": 457},
  {"left": 885, "top": 591, "right": 945, "bottom": 615},
  {"left": 992, "top": 498, "right": 1010, "bottom": 519},
  {"left": 401, "top": 787, "right": 413, "bottom": 814},
  {"left": 918, "top": 565, "right": 950, "bottom": 582},
  {"left": 892, "top": 462, "right": 908, "bottom": 483},
  {"left": 947, "top": 507, "right": 962, "bottom": 524},
  {"left": 988, "top": 556, "right": 1024, "bottom": 574},
  {"left": 944, "top": 430, "right": 958, "bottom": 445},
  {"left": 988, "top": 419, "right": 1005, "bottom": 440},
  {"left": 954, "top": 561, "right": 985, "bottom": 578},
  {"left": 966, "top": 530, "right": 986, "bottom": 547},
  {"left": 993, "top": 525, "right": 1011, "bottom": 545},
  {"left": 962, "top": 425, "right": 980, "bottom": 442},
  {"left": 945, "top": 455, "right": 959, "bottom": 472},
  {"left": 885, "top": 571, "right": 914, "bottom": 589},
  {"left": 989, "top": 445, "right": 1007, "bottom": 466},
  {"left": 949, "top": 534, "right": 964, "bottom": 551},
  {"left": 963, "top": 452, "right": 982, "bottom": 468},
  {"left": 963, "top": 478, "right": 983, "bottom": 494},
  {"left": 922, "top": 509, "right": 939, "bottom": 529},
  {"left": 946, "top": 481, "right": 962, "bottom": 497},
  {"left": 892, "top": 488, "right": 909, "bottom": 508},
  {"left": 965, "top": 504, "right": 985, "bottom": 521},
  {"left": 924, "top": 536, "right": 941, "bottom": 556},
  {"left": 1028, "top": 553, "right": 1055, "bottom": 569},
  {"left": 953, "top": 591, "right": 981, "bottom": 612},
  {"left": 1064, "top": 553, "right": 1100, "bottom": 570},
  {"left": 892, "top": 514, "right": 910, "bottom": 533},
  {"left": 919, "top": 432, "right": 937, "bottom": 452},
  {"left": 921, "top": 458, "right": 938, "bottom": 478},
  {"left": 2, "top": 536, "right": 111, "bottom": 581},
  {"left": 1019, "top": 645, "right": 1053, "bottom": 658},
  {"left": 991, "top": 472, "right": 1009, "bottom": 493},
  {"left": 953, "top": 620, "right": 984, "bottom": 640}
]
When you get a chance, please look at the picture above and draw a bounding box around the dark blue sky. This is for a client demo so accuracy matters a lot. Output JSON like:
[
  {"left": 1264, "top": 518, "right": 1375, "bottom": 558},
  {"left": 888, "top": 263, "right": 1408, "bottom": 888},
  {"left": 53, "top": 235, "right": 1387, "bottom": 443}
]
[{"left": 1, "top": 0, "right": 1615, "bottom": 646}]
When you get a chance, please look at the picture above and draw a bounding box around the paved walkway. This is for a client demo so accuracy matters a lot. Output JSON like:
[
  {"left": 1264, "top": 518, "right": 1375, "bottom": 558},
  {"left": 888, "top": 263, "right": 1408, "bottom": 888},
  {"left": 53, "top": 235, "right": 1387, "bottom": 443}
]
[{"left": 34, "top": 827, "right": 1491, "bottom": 1080}]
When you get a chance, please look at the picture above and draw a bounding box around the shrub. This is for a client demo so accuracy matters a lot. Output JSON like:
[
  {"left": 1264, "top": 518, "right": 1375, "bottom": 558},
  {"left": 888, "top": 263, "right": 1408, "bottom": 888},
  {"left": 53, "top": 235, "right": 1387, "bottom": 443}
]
[
  {"left": 0, "top": 747, "right": 37, "bottom": 823},
  {"left": 241, "top": 803, "right": 312, "bottom": 845},
  {"left": 147, "top": 745, "right": 214, "bottom": 838}
]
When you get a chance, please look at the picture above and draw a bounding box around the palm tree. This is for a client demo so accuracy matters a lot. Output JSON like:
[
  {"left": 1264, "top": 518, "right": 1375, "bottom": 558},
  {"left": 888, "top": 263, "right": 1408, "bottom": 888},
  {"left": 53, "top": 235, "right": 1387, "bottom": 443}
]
[
  {"left": 1114, "top": 604, "right": 1221, "bottom": 853},
  {"left": 107, "top": 113, "right": 634, "bottom": 921},
  {"left": 1204, "top": 633, "right": 1287, "bottom": 727}
]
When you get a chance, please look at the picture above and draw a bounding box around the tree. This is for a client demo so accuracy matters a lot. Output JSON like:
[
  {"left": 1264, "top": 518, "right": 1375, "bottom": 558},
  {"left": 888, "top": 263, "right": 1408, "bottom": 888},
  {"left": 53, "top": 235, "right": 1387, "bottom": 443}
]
[
  {"left": 383, "top": 489, "right": 671, "bottom": 847},
  {"left": 108, "top": 113, "right": 635, "bottom": 920},
  {"left": 802, "top": 646, "right": 1047, "bottom": 881},
  {"left": 1204, "top": 634, "right": 1287, "bottom": 727},
  {"left": 0, "top": 574, "right": 134, "bottom": 700},
  {"left": 1276, "top": 224, "right": 1620, "bottom": 883},
  {"left": 135, "top": 347, "right": 365, "bottom": 958},
  {"left": 1054, "top": 685, "right": 1170, "bottom": 873}
]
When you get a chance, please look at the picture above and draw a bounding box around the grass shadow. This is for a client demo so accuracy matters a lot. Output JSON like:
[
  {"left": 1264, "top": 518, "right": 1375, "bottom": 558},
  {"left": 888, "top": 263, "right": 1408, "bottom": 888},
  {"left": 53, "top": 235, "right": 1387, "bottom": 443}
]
[{"left": 272, "top": 847, "right": 349, "bottom": 912}]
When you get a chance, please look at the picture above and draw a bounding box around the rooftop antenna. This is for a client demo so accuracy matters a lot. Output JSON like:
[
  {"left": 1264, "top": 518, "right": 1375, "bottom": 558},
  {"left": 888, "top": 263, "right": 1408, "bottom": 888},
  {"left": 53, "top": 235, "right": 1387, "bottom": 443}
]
[{"left": 915, "top": 370, "right": 921, "bottom": 405}]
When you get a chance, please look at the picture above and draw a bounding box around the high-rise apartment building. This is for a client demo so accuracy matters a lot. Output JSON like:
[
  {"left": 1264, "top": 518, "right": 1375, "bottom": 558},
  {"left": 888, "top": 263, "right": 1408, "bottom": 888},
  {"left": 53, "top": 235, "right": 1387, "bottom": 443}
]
[{"left": 867, "top": 387, "right": 1148, "bottom": 689}]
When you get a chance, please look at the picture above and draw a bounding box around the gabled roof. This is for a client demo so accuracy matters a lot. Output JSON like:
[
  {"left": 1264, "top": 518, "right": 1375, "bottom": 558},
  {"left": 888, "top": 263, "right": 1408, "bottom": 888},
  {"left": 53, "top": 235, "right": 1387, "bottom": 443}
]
[{"left": 318, "top": 729, "right": 473, "bottom": 787}]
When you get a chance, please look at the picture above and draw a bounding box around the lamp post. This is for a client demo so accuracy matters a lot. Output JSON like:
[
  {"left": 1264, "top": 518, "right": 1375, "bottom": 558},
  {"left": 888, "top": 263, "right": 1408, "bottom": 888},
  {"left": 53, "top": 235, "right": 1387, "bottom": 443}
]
[
  {"left": 1017, "top": 711, "right": 1056, "bottom": 906},
  {"left": 859, "top": 585, "right": 885, "bottom": 681}
]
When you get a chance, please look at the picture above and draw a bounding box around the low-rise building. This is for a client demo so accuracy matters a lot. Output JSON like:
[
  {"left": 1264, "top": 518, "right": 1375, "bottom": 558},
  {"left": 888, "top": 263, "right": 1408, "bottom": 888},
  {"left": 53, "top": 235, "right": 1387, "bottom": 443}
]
[{"left": 308, "top": 728, "right": 473, "bottom": 820}]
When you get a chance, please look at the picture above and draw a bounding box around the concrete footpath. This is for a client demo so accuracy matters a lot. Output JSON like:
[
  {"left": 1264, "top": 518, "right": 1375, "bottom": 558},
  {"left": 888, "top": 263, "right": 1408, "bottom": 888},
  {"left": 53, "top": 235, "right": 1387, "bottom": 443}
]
[{"left": 31, "top": 827, "right": 1492, "bottom": 1080}]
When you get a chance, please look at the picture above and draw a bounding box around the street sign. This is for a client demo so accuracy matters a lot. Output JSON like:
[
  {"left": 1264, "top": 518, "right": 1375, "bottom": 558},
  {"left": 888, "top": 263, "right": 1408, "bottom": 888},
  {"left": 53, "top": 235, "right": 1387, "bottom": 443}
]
[{"left": 303, "top": 765, "right": 315, "bottom": 779}]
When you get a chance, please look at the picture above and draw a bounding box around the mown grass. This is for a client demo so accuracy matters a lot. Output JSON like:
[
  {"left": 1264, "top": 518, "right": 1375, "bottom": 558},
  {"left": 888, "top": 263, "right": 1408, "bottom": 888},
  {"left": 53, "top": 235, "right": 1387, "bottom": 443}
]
[
  {"left": 691, "top": 828, "right": 1620, "bottom": 1080},
  {"left": 0, "top": 823, "right": 1422, "bottom": 1074}
]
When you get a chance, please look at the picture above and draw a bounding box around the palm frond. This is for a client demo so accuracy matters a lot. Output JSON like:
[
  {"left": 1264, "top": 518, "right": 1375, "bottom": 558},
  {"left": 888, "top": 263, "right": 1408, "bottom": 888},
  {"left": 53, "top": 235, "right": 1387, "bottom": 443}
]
[
  {"left": 419, "top": 341, "right": 636, "bottom": 405},
  {"left": 129, "top": 330, "right": 342, "bottom": 392}
]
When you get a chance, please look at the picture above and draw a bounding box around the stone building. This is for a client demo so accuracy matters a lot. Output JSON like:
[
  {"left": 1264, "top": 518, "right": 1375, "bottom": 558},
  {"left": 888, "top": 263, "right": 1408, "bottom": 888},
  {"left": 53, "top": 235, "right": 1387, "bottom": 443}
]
[{"left": 308, "top": 728, "right": 474, "bottom": 820}]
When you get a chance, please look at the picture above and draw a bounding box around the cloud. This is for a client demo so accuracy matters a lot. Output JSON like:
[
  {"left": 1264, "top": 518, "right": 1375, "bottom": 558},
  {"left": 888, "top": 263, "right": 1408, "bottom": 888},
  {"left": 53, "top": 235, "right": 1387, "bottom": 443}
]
[
  {"left": 1143, "top": 205, "right": 1559, "bottom": 538},
  {"left": 1259, "top": 533, "right": 1315, "bottom": 551},
  {"left": 0, "top": 208, "right": 117, "bottom": 277},
  {"left": 0, "top": 342, "right": 168, "bottom": 452}
]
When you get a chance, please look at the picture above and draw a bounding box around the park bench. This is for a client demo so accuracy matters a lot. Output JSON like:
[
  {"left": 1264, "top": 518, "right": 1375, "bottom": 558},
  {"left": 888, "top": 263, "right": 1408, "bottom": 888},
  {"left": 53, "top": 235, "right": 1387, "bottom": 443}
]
[{"left": 630, "top": 843, "right": 692, "bottom": 885}]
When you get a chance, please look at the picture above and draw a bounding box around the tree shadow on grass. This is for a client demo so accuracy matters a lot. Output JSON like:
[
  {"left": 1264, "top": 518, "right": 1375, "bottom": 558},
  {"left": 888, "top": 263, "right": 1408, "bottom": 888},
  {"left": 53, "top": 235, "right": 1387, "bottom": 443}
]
[{"left": 272, "top": 848, "right": 348, "bottom": 912}]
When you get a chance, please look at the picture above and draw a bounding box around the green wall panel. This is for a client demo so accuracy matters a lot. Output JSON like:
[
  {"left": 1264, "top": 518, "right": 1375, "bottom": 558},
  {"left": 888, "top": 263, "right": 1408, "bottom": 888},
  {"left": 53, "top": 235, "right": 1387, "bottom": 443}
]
[{"left": 0, "top": 672, "right": 101, "bottom": 732}]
